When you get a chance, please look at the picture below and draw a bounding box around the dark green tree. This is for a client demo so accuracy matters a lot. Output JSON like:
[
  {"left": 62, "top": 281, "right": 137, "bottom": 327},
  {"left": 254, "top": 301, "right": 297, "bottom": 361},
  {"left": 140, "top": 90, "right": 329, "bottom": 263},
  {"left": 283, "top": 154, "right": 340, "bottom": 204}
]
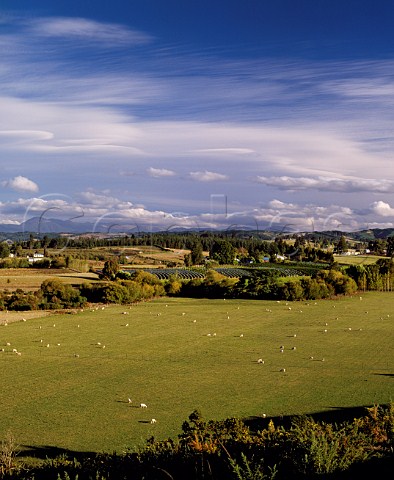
[
  {"left": 336, "top": 235, "right": 348, "bottom": 254},
  {"left": 101, "top": 258, "right": 119, "bottom": 280},
  {"left": 209, "top": 239, "right": 236, "bottom": 265},
  {"left": 0, "top": 242, "right": 10, "bottom": 259},
  {"left": 386, "top": 236, "right": 394, "bottom": 258}
]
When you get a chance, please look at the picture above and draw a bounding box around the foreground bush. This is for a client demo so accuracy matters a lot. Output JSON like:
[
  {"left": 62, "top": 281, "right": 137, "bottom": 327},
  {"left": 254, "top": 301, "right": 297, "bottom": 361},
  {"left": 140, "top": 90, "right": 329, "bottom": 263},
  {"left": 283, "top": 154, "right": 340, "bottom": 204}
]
[{"left": 2, "top": 404, "right": 393, "bottom": 479}]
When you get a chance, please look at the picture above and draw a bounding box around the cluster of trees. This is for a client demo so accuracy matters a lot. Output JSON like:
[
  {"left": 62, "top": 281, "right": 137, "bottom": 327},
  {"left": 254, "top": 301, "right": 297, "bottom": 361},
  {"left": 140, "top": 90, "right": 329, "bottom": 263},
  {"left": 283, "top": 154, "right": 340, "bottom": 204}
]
[
  {"left": 344, "top": 258, "right": 394, "bottom": 291},
  {"left": 169, "top": 267, "right": 358, "bottom": 301},
  {"left": 0, "top": 268, "right": 166, "bottom": 311},
  {"left": 0, "top": 280, "right": 86, "bottom": 311},
  {"left": 2, "top": 404, "right": 393, "bottom": 479},
  {"left": 82, "top": 270, "right": 165, "bottom": 304}
]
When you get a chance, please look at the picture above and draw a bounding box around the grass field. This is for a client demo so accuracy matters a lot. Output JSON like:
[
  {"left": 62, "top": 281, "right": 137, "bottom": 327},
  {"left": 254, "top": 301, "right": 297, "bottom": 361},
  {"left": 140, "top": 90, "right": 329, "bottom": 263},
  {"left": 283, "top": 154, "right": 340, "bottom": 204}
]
[
  {"left": 0, "top": 293, "right": 393, "bottom": 456},
  {"left": 0, "top": 269, "right": 100, "bottom": 292}
]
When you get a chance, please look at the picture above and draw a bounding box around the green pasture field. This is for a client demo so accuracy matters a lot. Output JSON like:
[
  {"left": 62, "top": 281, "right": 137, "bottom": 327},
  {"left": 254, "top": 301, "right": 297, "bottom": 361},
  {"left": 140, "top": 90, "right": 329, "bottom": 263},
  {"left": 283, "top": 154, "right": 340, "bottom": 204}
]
[
  {"left": 333, "top": 254, "right": 384, "bottom": 265},
  {"left": 0, "top": 293, "right": 393, "bottom": 456},
  {"left": 0, "top": 269, "right": 100, "bottom": 291}
]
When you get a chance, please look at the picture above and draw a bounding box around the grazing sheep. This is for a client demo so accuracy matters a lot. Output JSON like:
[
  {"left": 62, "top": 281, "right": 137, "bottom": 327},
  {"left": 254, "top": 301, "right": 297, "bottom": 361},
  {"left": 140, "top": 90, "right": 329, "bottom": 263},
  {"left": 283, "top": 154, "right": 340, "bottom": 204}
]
[
  {"left": 323, "top": 329, "right": 328, "bottom": 333},
  {"left": 123, "top": 312, "right": 129, "bottom": 315},
  {"left": 257, "top": 358, "right": 264, "bottom": 364},
  {"left": 140, "top": 403, "right": 148, "bottom": 408},
  {"left": 6, "top": 342, "right": 11, "bottom": 346},
  {"left": 22, "top": 318, "right": 26, "bottom": 322},
  {"left": 280, "top": 368, "right": 286, "bottom": 372},
  {"left": 279, "top": 345, "right": 284, "bottom": 349},
  {"left": 12, "top": 348, "right": 17, "bottom": 353},
  {"left": 74, "top": 354, "right": 79, "bottom": 358},
  {"left": 309, "top": 356, "right": 314, "bottom": 360},
  {"left": 128, "top": 398, "right": 132, "bottom": 404},
  {"left": 293, "top": 334, "right": 297, "bottom": 337},
  {"left": 262, "top": 413, "right": 267, "bottom": 418},
  {"left": 53, "top": 324, "right": 56, "bottom": 327},
  {"left": 239, "top": 334, "right": 244, "bottom": 338},
  {"left": 150, "top": 418, "right": 157, "bottom": 424},
  {"left": 125, "top": 323, "right": 129, "bottom": 327},
  {"left": 213, "top": 333, "right": 217, "bottom": 336},
  {"left": 280, "top": 349, "right": 284, "bottom": 353},
  {"left": 292, "top": 347, "right": 296, "bottom": 350},
  {"left": 16, "top": 352, "right": 22, "bottom": 356}
]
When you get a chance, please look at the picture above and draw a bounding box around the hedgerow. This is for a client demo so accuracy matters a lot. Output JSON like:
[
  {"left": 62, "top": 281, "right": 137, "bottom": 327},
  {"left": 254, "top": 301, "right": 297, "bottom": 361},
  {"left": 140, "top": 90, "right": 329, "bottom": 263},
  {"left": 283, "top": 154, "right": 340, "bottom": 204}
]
[{"left": 1, "top": 404, "right": 393, "bottom": 479}]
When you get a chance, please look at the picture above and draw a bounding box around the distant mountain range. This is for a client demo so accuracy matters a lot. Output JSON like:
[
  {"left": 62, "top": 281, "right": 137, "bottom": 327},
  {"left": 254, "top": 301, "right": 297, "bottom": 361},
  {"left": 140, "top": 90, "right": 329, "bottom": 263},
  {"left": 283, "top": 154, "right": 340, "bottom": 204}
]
[{"left": 0, "top": 217, "right": 393, "bottom": 240}]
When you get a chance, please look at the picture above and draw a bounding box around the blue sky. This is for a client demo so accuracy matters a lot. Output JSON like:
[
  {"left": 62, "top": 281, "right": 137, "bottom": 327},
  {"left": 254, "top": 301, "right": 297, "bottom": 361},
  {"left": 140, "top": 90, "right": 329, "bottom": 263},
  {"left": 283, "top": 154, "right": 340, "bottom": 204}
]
[{"left": 1, "top": 0, "right": 394, "bottom": 232}]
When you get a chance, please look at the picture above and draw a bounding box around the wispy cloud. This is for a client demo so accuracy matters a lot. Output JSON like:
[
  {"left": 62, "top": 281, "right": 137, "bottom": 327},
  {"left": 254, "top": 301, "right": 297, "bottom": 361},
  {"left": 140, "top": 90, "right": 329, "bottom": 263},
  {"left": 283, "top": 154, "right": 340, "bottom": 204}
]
[
  {"left": 27, "top": 17, "right": 153, "bottom": 46},
  {"left": 256, "top": 176, "right": 394, "bottom": 193}
]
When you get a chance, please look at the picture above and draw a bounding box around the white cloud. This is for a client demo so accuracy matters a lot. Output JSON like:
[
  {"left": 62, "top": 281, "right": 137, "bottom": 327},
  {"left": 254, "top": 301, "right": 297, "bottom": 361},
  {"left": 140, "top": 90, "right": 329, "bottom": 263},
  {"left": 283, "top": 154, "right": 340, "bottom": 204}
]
[
  {"left": 147, "top": 167, "right": 176, "bottom": 178},
  {"left": 2, "top": 176, "right": 39, "bottom": 193},
  {"left": 369, "top": 201, "right": 394, "bottom": 217},
  {"left": 189, "top": 170, "right": 229, "bottom": 182}
]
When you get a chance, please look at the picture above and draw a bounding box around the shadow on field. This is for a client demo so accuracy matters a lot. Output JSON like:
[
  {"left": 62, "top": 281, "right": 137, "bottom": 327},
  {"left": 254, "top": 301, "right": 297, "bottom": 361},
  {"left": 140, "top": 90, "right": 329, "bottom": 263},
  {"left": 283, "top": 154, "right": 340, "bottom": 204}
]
[
  {"left": 243, "top": 404, "right": 380, "bottom": 431},
  {"left": 19, "top": 445, "right": 96, "bottom": 461},
  {"left": 373, "top": 372, "right": 394, "bottom": 378}
]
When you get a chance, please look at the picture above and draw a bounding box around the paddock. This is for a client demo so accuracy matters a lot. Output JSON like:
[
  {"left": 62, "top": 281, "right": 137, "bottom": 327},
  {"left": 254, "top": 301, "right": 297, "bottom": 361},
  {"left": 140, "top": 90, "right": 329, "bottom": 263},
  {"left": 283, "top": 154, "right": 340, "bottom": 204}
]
[{"left": 0, "top": 293, "right": 393, "bottom": 454}]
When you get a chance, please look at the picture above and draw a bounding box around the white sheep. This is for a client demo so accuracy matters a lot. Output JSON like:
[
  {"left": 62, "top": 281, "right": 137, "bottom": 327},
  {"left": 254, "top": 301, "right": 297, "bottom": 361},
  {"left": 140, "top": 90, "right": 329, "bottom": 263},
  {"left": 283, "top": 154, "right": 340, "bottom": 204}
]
[
  {"left": 280, "top": 368, "right": 286, "bottom": 372},
  {"left": 140, "top": 403, "right": 148, "bottom": 408},
  {"left": 128, "top": 398, "right": 132, "bottom": 404},
  {"left": 292, "top": 346, "right": 296, "bottom": 350},
  {"left": 257, "top": 358, "right": 264, "bottom": 364},
  {"left": 150, "top": 418, "right": 157, "bottom": 424}
]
